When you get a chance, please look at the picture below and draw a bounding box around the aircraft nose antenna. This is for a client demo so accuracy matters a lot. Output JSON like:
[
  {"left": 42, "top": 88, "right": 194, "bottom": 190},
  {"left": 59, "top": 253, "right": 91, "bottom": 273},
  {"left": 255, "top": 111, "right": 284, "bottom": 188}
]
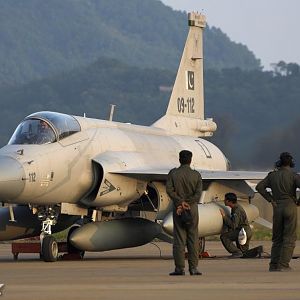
[{"left": 0, "top": 156, "right": 25, "bottom": 202}]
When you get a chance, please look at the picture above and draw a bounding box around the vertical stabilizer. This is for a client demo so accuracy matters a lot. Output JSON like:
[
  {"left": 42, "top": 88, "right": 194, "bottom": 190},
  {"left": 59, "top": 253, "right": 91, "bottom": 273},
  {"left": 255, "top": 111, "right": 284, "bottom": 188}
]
[
  {"left": 167, "top": 12, "right": 205, "bottom": 119},
  {"left": 153, "top": 13, "right": 216, "bottom": 137}
]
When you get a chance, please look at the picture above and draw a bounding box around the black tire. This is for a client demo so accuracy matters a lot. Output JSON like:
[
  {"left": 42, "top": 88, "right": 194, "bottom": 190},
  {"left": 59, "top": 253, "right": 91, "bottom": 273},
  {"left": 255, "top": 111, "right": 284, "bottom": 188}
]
[
  {"left": 67, "top": 226, "right": 85, "bottom": 258},
  {"left": 42, "top": 235, "right": 58, "bottom": 262},
  {"left": 199, "top": 237, "right": 205, "bottom": 254}
]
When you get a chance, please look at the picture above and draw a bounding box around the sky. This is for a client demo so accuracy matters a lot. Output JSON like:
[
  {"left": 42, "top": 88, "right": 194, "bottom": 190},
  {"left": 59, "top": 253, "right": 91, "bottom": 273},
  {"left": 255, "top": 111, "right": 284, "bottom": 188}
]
[{"left": 162, "top": 0, "right": 299, "bottom": 70}]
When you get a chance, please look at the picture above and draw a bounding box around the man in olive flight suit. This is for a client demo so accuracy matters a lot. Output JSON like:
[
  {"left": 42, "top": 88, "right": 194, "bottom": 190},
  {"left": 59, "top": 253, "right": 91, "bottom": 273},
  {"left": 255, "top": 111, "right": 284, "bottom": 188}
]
[
  {"left": 220, "top": 192, "right": 252, "bottom": 257},
  {"left": 256, "top": 152, "right": 300, "bottom": 272},
  {"left": 166, "top": 150, "right": 203, "bottom": 276}
]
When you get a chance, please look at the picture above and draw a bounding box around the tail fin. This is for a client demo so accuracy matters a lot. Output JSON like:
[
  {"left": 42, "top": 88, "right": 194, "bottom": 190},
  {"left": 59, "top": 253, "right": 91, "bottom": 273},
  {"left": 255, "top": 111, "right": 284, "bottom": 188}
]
[{"left": 153, "top": 12, "right": 216, "bottom": 137}]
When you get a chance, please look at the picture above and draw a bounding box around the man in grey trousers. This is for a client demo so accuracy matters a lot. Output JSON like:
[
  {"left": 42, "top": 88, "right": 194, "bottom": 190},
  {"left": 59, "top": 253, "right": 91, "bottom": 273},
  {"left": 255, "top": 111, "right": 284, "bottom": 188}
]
[
  {"left": 256, "top": 152, "right": 300, "bottom": 271},
  {"left": 166, "top": 150, "right": 202, "bottom": 276}
]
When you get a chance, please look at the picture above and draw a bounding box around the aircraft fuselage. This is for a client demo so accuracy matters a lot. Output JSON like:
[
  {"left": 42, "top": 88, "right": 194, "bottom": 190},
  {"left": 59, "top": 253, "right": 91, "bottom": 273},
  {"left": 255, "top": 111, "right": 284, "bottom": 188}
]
[{"left": 0, "top": 117, "right": 227, "bottom": 206}]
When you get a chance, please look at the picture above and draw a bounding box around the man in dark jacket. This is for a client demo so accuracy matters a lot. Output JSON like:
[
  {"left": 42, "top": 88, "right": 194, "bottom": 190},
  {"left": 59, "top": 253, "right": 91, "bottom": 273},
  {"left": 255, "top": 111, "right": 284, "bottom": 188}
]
[
  {"left": 256, "top": 152, "right": 300, "bottom": 272},
  {"left": 220, "top": 192, "right": 252, "bottom": 257},
  {"left": 166, "top": 150, "right": 202, "bottom": 276}
]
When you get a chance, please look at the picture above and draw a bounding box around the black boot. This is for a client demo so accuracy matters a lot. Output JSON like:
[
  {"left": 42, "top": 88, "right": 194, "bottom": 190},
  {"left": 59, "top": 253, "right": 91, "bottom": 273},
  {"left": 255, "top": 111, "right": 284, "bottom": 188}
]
[
  {"left": 189, "top": 269, "right": 202, "bottom": 275},
  {"left": 169, "top": 269, "right": 185, "bottom": 276}
]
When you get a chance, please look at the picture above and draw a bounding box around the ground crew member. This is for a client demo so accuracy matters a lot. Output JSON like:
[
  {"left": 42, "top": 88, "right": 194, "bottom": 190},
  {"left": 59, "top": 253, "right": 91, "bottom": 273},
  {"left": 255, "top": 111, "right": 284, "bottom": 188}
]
[
  {"left": 220, "top": 192, "right": 252, "bottom": 257},
  {"left": 166, "top": 150, "right": 202, "bottom": 276},
  {"left": 256, "top": 152, "right": 300, "bottom": 272}
]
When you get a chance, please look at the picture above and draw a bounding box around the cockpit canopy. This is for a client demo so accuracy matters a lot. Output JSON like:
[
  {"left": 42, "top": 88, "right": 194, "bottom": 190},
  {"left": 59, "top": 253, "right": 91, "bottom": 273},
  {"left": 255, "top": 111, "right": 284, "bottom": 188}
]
[{"left": 8, "top": 111, "right": 81, "bottom": 145}]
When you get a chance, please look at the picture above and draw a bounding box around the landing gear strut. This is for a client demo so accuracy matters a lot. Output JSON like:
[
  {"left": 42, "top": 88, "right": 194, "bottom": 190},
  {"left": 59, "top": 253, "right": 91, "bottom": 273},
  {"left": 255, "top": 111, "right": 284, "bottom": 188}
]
[{"left": 38, "top": 206, "right": 59, "bottom": 262}]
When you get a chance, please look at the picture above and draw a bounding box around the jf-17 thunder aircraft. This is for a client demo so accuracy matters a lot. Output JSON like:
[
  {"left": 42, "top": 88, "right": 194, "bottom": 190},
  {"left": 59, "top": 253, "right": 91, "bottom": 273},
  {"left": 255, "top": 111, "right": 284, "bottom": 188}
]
[{"left": 0, "top": 12, "right": 268, "bottom": 262}]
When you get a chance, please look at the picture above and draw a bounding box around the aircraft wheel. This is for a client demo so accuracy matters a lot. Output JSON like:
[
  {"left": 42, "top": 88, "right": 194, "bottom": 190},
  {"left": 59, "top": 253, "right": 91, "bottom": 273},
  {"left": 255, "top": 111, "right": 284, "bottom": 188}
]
[
  {"left": 42, "top": 235, "right": 58, "bottom": 262},
  {"left": 199, "top": 237, "right": 205, "bottom": 254},
  {"left": 67, "top": 226, "right": 85, "bottom": 258}
]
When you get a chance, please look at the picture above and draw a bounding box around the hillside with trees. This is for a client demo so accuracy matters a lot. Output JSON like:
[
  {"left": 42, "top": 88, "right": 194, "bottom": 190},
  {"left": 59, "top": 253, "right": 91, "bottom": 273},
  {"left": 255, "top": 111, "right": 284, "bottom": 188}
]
[
  {"left": 0, "top": 0, "right": 260, "bottom": 88},
  {"left": 206, "top": 62, "right": 300, "bottom": 168}
]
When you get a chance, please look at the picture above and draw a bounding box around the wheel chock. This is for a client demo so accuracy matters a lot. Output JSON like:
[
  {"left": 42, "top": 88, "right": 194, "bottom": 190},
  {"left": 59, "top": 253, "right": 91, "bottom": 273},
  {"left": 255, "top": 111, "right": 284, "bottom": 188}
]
[{"left": 200, "top": 251, "right": 212, "bottom": 258}]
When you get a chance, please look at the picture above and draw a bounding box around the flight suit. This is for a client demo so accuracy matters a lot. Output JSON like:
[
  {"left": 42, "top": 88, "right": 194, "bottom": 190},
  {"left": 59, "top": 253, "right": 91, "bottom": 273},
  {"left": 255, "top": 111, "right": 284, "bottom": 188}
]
[
  {"left": 256, "top": 166, "right": 300, "bottom": 269},
  {"left": 166, "top": 164, "right": 202, "bottom": 272},
  {"left": 220, "top": 204, "right": 252, "bottom": 254}
]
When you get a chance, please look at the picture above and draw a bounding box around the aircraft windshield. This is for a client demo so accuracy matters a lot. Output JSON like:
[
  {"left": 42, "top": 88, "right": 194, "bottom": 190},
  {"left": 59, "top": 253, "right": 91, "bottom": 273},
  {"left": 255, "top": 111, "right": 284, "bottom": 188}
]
[
  {"left": 9, "top": 119, "right": 56, "bottom": 145},
  {"left": 8, "top": 111, "right": 81, "bottom": 145}
]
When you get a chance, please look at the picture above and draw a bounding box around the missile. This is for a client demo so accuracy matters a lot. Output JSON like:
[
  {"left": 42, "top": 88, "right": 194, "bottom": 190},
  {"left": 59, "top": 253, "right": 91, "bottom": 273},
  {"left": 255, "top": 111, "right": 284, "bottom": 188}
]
[
  {"left": 0, "top": 205, "right": 78, "bottom": 241},
  {"left": 162, "top": 202, "right": 259, "bottom": 237},
  {"left": 70, "top": 218, "right": 162, "bottom": 251}
]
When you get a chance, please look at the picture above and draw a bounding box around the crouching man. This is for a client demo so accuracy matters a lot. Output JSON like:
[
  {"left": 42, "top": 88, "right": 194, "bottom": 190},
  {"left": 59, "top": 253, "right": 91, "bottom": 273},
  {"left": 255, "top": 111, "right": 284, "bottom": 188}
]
[{"left": 219, "top": 192, "right": 252, "bottom": 257}]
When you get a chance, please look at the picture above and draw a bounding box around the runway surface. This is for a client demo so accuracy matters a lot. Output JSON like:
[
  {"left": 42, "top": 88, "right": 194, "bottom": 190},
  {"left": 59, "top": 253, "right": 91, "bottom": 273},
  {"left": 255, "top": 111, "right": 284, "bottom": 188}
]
[{"left": 0, "top": 240, "right": 299, "bottom": 300}]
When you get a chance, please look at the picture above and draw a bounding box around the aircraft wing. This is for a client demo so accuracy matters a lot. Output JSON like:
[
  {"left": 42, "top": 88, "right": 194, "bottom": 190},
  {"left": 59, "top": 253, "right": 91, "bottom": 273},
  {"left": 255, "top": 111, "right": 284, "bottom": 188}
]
[
  {"left": 93, "top": 151, "right": 268, "bottom": 181},
  {"left": 112, "top": 169, "right": 268, "bottom": 181}
]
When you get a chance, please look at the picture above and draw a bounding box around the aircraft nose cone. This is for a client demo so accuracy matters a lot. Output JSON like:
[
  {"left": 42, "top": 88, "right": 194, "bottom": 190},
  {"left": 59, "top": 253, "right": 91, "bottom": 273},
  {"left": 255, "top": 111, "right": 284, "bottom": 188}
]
[{"left": 0, "top": 156, "right": 25, "bottom": 201}]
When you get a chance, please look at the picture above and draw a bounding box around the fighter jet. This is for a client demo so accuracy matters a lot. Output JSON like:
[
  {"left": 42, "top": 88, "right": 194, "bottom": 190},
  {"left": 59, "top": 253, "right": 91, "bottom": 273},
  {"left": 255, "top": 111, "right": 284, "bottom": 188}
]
[{"left": 0, "top": 12, "right": 267, "bottom": 262}]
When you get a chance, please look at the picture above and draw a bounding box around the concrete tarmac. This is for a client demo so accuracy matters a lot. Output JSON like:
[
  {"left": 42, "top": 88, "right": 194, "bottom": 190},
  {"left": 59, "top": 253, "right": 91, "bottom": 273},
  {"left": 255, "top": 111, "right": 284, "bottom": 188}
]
[{"left": 0, "top": 241, "right": 299, "bottom": 300}]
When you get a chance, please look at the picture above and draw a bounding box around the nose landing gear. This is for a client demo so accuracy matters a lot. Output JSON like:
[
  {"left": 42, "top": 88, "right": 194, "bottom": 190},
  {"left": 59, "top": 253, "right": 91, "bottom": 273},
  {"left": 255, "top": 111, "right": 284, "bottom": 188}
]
[{"left": 38, "top": 206, "right": 59, "bottom": 262}]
